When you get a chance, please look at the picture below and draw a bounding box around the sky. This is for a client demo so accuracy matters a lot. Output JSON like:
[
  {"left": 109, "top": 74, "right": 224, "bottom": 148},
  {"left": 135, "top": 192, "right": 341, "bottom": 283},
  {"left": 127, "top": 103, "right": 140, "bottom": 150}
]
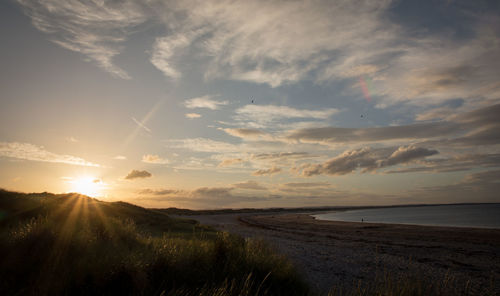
[{"left": 1, "top": 0, "right": 500, "bottom": 209}]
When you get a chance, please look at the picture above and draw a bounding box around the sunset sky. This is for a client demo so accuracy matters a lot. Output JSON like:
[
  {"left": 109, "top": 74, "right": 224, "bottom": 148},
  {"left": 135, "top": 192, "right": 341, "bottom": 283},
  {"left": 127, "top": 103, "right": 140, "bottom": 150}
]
[{"left": 1, "top": 0, "right": 499, "bottom": 209}]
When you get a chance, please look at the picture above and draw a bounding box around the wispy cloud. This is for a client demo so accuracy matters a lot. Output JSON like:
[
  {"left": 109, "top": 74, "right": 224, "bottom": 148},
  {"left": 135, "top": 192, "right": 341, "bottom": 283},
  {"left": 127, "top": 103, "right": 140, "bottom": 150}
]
[
  {"left": 386, "top": 153, "right": 500, "bottom": 174},
  {"left": 142, "top": 154, "right": 168, "bottom": 164},
  {"left": 16, "top": 0, "right": 149, "bottom": 79},
  {"left": 18, "top": 0, "right": 500, "bottom": 109},
  {"left": 222, "top": 128, "right": 272, "bottom": 141},
  {"left": 65, "top": 137, "right": 78, "bottom": 143},
  {"left": 136, "top": 185, "right": 279, "bottom": 208},
  {"left": 218, "top": 158, "right": 244, "bottom": 167},
  {"left": 0, "top": 142, "right": 100, "bottom": 167},
  {"left": 167, "top": 138, "right": 239, "bottom": 153},
  {"left": 234, "top": 105, "right": 339, "bottom": 127},
  {"left": 185, "top": 113, "right": 201, "bottom": 119},
  {"left": 184, "top": 95, "right": 228, "bottom": 110},
  {"left": 232, "top": 180, "right": 267, "bottom": 191}
]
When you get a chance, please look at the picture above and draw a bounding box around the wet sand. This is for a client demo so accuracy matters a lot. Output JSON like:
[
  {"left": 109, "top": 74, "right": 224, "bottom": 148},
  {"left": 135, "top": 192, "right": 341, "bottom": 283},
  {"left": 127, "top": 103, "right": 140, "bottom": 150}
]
[{"left": 189, "top": 212, "right": 500, "bottom": 294}]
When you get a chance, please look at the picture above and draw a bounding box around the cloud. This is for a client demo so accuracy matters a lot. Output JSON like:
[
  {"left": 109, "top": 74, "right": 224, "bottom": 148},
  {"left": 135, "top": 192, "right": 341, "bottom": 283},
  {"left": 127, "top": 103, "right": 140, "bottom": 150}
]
[
  {"left": 167, "top": 138, "right": 239, "bottom": 153},
  {"left": 251, "top": 152, "right": 312, "bottom": 160},
  {"left": 66, "top": 137, "right": 78, "bottom": 143},
  {"left": 386, "top": 153, "right": 500, "bottom": 174},
  {"left": 234, "top": 105, "right": 339, "bottom": 127},
  {"left": 138, "top": 187, "right": 236, "bottom": 198},
  {"left": 114, "top": 155, "right": 127, "bottom": 160},
  {"left": 281, "top": 182, "right": 333, "bottom": 188},
  {"left": 300, "top": 145, "right": 438, "bottom": 177},
  {"left": 380, "top": 146, "right": 438, "bottom": 167},
  {"left": 150, "top": 0, "right": 394, "bottom": 87},
  {"left": 222, "top": 128, "right": 271, "bottom": 140},
  {"left": 19, "top": 0, "right": 500, "bottom": 107},
  {"left": 138, "top": 188, "right": 180, "bottom": 195},
  {"left": 185, "top": 113, "right": 201, "bottom": 119},
  {"left": 125, "top": 169, "right": 152, "bottom": 180},
  {"left": 136, "top": 185, "right": 283, "bottom": 209},
  {"left": 287, "top": 122, "right": 458, "bottom": 145},
  {"left": 184, "top": 95, "right": 228, "bottom": 110},
  {"left": 277, "top": 182, "right": 339, "bottom": 197},
  {"left": 142, "top": 154, "right": 168, "bottom": 164},
  {"left": 147, "top": 0, "right": 499, "bottom": 107},
  {"left": 218, "top": 158, "right": 244, "bottom": 167},
  {"left": 286, "top": 104, "right": 500, "bottom": 147},
  {"left": 150, "top": 31, "right": 198, "bottom": 79},
  {"left": 0, "top": 142, "right": 100, "bottom": 167},
  {"left": 16, "top": 0, "right": 149, "bottom": 79},
  {"left": 252, "top": 166, "right": 282, "bottom": 176},
  {"left": 232, "top": 180, "right": 267, "bottom": 191}
]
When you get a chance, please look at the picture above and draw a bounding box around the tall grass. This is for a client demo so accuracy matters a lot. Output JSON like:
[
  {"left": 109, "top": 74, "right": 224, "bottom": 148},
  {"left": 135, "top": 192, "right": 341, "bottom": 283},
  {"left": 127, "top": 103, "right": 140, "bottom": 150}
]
[
  {"left": 1, "top": 190, "right": 496, "bottom": 295},
  {"left": 0, "top": 191, "right": 308, "bottom": 295}
]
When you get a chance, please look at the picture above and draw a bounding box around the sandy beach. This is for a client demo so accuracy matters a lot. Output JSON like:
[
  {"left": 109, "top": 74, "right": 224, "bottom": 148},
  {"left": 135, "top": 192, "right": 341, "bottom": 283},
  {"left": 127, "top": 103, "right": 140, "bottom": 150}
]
[{"left": 189, "top": 212, "right": 500, "bottom": 294}]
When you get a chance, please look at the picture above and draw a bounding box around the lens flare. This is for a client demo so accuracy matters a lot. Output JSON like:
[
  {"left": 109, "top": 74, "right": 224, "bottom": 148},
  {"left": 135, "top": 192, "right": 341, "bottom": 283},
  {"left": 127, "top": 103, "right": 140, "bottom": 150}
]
[{"left": 359, "top": 76, "right": 372, "bottom": 102}]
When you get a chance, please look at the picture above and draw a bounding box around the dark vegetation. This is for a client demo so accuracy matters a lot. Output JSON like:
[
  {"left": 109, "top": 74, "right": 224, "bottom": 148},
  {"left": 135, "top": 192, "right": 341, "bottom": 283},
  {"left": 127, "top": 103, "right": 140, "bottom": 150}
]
[
  {"left": 1, "top": 189, "right": 496, "bottom": 295},
  {"left": 157, "top": 203, "right": 498, "bottom": 216},
  {"left": 0, "top": 189, "right": 307, "bottom": 295}
]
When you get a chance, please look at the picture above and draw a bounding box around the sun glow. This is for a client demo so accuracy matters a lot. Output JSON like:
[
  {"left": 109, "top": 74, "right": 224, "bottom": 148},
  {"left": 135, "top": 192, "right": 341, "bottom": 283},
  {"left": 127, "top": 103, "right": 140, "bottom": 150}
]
[{"left": 69, "top": 176, "right": 103, "bottom": 197}]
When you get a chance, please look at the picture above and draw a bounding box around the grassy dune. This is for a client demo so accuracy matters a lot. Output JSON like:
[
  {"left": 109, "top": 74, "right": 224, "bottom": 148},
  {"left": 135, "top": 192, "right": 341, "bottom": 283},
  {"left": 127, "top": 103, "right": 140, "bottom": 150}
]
[{"left": 0, "top": 190, "right": 307, "bottom": 295}]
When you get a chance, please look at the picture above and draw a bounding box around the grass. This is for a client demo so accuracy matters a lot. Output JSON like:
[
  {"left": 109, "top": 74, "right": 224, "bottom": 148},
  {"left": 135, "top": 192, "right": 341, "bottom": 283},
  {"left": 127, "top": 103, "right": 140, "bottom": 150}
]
[
  {"left": 0, "top": 189, "right": 308, "bottom": 295},
  {"left": 0, "top": 189, "right": 496, "bottom": 295}
]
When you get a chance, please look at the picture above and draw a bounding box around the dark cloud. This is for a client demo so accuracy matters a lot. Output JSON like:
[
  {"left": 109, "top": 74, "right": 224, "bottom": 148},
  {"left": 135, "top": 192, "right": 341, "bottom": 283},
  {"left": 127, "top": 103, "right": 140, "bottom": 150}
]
[
  {"left": 301, "top": 146, "right": 438, "bottom": 177},
  {"left": 252, "top": 166, "right": 282, "bottom": 176},
  {"left": 232, "top": 180, "right": 267, "bottom": 190},
  {"left": 386, "top": 153, "right": 500, "bottom": 174},
  {"left": 287, "top": 104, "right": 500, "bottom": 147},
  {"left": 286, "top": 122, "right": 458, "bottom": 144},
  {"left": 125, "top": 170, "right": 152, "bottom": 180}
]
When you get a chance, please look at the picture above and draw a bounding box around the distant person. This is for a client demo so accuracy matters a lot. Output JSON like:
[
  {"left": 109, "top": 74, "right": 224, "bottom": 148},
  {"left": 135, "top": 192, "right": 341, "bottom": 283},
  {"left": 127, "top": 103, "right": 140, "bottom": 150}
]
[{"left": 361, "top": 218, "right": 364, "bottom": 222}]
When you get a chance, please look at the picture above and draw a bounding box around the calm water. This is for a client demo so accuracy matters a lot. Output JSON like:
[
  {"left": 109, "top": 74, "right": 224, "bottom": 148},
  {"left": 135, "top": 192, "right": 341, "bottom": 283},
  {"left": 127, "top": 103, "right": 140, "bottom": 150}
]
[{"left": 313, "top": 204, "right": 500, "bottom": 229}]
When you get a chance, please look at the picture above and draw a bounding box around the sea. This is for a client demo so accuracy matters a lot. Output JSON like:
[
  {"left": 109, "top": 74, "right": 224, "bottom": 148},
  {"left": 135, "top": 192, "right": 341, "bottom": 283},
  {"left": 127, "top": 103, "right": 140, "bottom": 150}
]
[{"left": 312, "top": 203, "right": 500, "bottom": 229}]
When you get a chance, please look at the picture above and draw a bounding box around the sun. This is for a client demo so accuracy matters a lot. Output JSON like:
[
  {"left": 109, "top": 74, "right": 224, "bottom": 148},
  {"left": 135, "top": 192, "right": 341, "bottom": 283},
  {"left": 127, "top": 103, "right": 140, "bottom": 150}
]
[{"left": 70, "top": 176, "right": 103, "bottom": 197}]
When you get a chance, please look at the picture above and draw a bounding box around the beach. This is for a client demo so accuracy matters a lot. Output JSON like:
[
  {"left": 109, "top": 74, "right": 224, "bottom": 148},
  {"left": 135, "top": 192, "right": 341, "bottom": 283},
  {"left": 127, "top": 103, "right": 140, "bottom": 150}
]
[{"left": 189, "top": 212, "right": 500, "bottom": 294}]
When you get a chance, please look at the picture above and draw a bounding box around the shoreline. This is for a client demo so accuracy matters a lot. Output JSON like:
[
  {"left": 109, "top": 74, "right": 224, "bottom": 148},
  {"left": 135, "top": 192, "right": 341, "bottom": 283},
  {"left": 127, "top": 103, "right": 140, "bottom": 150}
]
[
  {"left": 311, "top": 214, "right": 500, "bottom": 230},
  {"left": 311, "top": 203, "right": 500, "bottom": 230},
  {"left": 188, "top": 212, "right": 500, "bottom": 294}
]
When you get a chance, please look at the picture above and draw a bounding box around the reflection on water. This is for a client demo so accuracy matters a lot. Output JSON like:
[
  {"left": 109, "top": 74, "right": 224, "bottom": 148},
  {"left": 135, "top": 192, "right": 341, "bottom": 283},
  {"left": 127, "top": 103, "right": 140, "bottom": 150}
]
[{"left": 313, "top": 204, "right": 500, "bottom": 229}]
